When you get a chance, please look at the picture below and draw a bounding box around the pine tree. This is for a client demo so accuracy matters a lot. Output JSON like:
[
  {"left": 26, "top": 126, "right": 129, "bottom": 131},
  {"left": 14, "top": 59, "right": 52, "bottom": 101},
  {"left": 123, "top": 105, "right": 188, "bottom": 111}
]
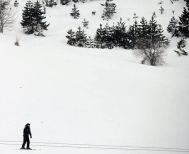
[
  {"left": 174, "top": 38, "right": 188, "bottom": 56},
  {"left": 75, "top": 27, "right": 87, "bottom": 47},
  {"left": 82, "top": 18, "right": 89, "bottom": 28},
  {"left": 112, "top": 18, "right": 127, "bottom": 47},
  {"left": 60, "top": 0, "right": 71, "bottom": 5},
  {"left": 70, "top": 4, "right": 80, "bottom": 19},
  {"left": 21, "top": 0, "right": 34, "bottom": 34},
  {"left": 85, "top": 36, "right": 95, "bottom": 48},
  {"left": 32, "top": 0, "right": 49, "bottom": 36},
  {"left": 184, "top": 0, "right": 189, "bottom": 8},
  {"left": 135, "top": 13, "right": 169, "bottom": 66},
  {"left": 178, "top": 7, "right": 189, "bottom": 37},
  {"left": 46, "top": 0, "right": 57, "bottom": 7},
  {"left": 167, "top": 16, "right": 179, "bottom": 37},
  {"left": 101, "top": 0, "right": 116, "bottom": 20},
  {"left": 66, "top": 29, "right": 76, "bottom": 45},
  {"left": 95, "top": 24, "right": 106, "bottom": 48},
  {"left": 159, "top": 6, "right": 164, "bottom": 14}
]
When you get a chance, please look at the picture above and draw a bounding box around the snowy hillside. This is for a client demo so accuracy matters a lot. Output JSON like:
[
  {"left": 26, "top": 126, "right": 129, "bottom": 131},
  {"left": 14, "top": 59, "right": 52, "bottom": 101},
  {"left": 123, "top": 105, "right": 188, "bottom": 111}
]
[{"left": 0, "top": 0, "right": 189, "bottom": 154}]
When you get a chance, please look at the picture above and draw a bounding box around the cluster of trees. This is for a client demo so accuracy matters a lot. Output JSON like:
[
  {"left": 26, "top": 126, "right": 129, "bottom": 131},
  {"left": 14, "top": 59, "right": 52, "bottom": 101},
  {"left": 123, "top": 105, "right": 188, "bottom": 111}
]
[
  {"left": 66, "top": 13, "right": 169, "bottom": 65},
  {"left": 167, "top": 0, "right": 189, "bottom": 56},
  {"left": 21, "top": 0, "right": 49, "bottom": 36},
  {"left": 60, "top": 0, "right": 96, "bottom": 5}
]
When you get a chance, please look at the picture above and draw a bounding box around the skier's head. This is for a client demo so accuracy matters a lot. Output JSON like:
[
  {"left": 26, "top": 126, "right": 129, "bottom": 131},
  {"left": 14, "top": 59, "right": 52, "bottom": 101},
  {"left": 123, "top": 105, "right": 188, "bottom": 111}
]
[{"left": 26, "top": 123, "right": 30, "bottom": 127}]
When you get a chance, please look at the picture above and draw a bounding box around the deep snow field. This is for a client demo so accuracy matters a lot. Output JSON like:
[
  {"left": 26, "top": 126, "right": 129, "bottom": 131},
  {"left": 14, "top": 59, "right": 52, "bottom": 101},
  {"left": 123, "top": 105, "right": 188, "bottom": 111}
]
[{"left": 0, "top": 0, "right": 189, "bottom": 154}]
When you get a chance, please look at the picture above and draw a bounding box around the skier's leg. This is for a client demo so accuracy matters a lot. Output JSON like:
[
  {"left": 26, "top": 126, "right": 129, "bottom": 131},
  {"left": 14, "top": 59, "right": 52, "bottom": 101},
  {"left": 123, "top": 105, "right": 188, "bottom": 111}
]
[
  {"left": 26, "top": 137, "right": 30, "bottom": 149},
  {"left": 21, "top": 137, "right": 26, "bottom": 149}
]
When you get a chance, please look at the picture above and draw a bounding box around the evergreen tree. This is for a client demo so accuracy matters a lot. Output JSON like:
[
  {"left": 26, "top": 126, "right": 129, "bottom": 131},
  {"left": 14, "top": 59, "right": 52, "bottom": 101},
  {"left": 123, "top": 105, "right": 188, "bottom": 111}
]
[
  {"left": 184, "top": 0, "right": 189, "bottom": 8},
  {"left": 70, "top": 4, "right": 80, "bottom": 19},
  {"left": 75, "top": 27, "right": 87, "bottom": 47},
  {"left": 32, "top": 0, "right": 49, "bottom": 36},
  {"left": 95, "top": 24, "right": 106, "bottom": 48},
  {"left": 21, "top": 0, "right": 34, "bottom": 34},
  {"left": 174, "top": 38, "right": 188, "bottom": 56},
  {"left": 46, "top": 0, "right": 57, "bottom": 7},
  {"left": 66, "top": 29, "right": 76, "bottom": 45},
  {"left": 60, "top": 0, "right": 71, "bottom": 5},
  {"left": 178, "top": 7, "right": 189, "bottom": 37},
  {"left": 167, "top": 16, "right": 179, "bottom": 37},
  {"left": 159, "top": 6, "right": 164, "bottom": 14},
  {"left": 135, "top": 13, "right": 169, "bottom": 66},
  {"left": 85, "top": 36, "right": 95, "bottom": 48},
  {"left": 101, "top": 0, "right": 116, "bottom": 20},
  {"left": 112, "top": 18, "right": 127, "bottom": 47},
  {"left": 82, "top": 18, "right": 89, "bottom": 28}
]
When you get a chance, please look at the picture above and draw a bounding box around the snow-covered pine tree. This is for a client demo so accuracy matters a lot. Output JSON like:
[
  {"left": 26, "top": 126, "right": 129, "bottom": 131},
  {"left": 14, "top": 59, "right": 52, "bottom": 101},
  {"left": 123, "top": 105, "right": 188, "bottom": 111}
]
[
  {"left": 135, "top": 13, "right": 169, "bottom": 66},
  {"left": 82, "top": 18, "right": 89, "bottom": 28},
  {"left": 167, "top": 16, "right": 179, "bottom": 37},
  {"left": 85, "top": 36, "right": 95, "bottom": 48},
  {"left": 178, "top": 7, "right": 189, "bottom": 37},
  {"left": 60, "top": 0, "right": 71, "bottom": 5},
  {"left": 126, "top": 13, "right": 139, "bottom": 49},
  {"left": 75, "top": 27, "right": 87, "bottom": 47},
  {"left": 103, "top": 23, "right": 114, "bottom": 48},
  {"left": 184, "top": 0, "right": 189, "bottom": 8},
  {"left": 159, "top": 5, "right": 164, "bottom": 14},
  {"left": 95, "top": 24, "right": 106, "bottom": 48},
  {"left": 174, "top": 38, "right": 188, "bottom": 56},
  {"left": 66, "top": 29, "right": 76, "bottom": 45},
  {"left": 46, "top": 0, "right": 57, "bottom": 7},
  {"left": 112, "top": 18, "right": 127, "bottom": 47},
  {"left": 21, "top": 0, "right": 34, "bottom": 34},
  {"left": 101, "top": 0, "right": 116, "bottom": 20},
  {"left": 70, "top": 4, "right": 80, "bottom": 19},
  {"left": 32, "top": 0, "right": 49, "bottom": 36}
]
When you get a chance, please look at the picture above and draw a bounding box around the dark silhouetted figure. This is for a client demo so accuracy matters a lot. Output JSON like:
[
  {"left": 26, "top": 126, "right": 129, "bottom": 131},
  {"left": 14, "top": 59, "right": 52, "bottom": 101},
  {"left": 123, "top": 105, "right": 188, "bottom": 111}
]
[{"left": 21, "top": 123, "right": 32, "bottom": 150}]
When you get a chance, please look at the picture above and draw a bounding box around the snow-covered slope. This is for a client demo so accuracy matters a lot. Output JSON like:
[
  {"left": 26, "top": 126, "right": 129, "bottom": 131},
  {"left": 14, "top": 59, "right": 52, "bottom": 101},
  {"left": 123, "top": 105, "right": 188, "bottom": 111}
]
[{"left": 0, "top": 0, "right": 189, "bottom": 154}]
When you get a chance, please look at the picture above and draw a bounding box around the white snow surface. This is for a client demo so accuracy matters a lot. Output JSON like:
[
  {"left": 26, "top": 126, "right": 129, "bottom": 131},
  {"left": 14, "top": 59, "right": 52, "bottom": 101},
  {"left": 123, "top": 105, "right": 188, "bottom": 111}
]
[{"left": 0, "top": 0, "right": 189, "bottom": 154}]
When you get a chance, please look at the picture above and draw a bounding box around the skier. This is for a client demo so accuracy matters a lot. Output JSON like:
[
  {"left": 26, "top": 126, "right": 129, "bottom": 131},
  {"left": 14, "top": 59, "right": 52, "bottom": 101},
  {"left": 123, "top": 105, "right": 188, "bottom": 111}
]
[{"left": 21, "top": 123, "right": 32, "bottom": 150}]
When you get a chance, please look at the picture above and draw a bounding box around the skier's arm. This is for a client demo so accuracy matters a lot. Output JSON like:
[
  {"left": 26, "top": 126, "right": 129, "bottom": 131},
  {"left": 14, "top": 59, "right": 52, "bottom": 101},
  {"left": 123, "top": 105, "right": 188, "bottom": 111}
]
[{"left": 29, "top": 128, "right": 32, "bottom": 138}]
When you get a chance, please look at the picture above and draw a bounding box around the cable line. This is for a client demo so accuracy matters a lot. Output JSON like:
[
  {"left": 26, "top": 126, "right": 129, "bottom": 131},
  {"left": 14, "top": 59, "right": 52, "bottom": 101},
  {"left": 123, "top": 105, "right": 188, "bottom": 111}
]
[{"left": 0, "top": 140, "right": 188, "bottom": 152}]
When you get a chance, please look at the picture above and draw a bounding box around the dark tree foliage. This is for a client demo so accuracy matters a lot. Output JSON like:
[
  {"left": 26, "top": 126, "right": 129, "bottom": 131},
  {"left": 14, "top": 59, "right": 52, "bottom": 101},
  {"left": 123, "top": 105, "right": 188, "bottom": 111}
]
[
  {"left": 21, "top": 0, "right": 34, "bottom": 34},
  {"left": 66, "top": 29, "right": 76, "bottom": 45},
  {"left": 70, "top": 4, "right": 80, "bottom": 19},
  {"left": 60, "top": 0, "right": 71, "bottom": 5},
  {"left": 75, "top": 27, "right": 87, "bottom": 47},
  {"left": 21, "top": 0, "right": 49, "bottom": 35},
  {"left": 184, "top": 0, "right": 189, "bottom": 8},
  {"left": 167, "top": 16, "right": 180, "bottom": 37},
  {"left": 174, "top": 38, "right": 188, "bottom": 56},
  {"left": 32, "top": 0, "right": 49, "bottom": 36},
  {"left": 82, "top": 18, "right": 89, "bottom": 28},
  {"left": 72, "top": 0, "right": 79, "bottom": 3},
  {"left": 135, "top": 13, "right": 169, "bottom": 65},
  {"left": 45, "top": 0, "right": 57, "bottom": 7},
  {"left": 14, "top": 0, "right": 19, "bottom": 7},
  {"left": 178, "top": 7, "right": 189, "bottom": 37},
  {"left": 94, "top": 24, "right": 114, "bottom": 49},
  {"left": 66, "top": 27, "right": 87, "bottom": 47},
  {"left": 101, "top": 0, "right": 116, "bottom": 20}
]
